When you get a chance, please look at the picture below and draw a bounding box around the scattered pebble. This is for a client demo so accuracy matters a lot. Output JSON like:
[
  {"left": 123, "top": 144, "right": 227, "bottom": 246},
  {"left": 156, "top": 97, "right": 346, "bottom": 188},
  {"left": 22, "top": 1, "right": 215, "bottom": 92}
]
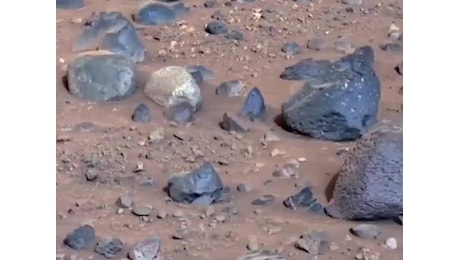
[
  {"left": 216, "top": 80, "right": 245, "bottom": 97},
  {"left": 295, "top": 230, "right": 329, "bottom": 255},
  {"left": 225, "top": 30, "right": 244, "bottom": 41},
  {"left": 204, "top": 0, "right": 218, "bottom": 8},
  {"left": 85, "top": 168, "right": 98, "bottom": 181},
  {"left": 270, "top": 148, "right": 287, "bottom": 157},
  {"left": 252, "top": 194, "right": 275, "bottom": 206},
  {"left": 380, "top": 42, "right": 403, "bottom": 53},
  {"left": 355, "top": 247, "right": 380, "bottom": 260},
  {"left": 350, "top": 224, "right": 381, "bottom": 239},
  {"left": 220, "top": 112, "right": 250, "bottom": 132},
  {"left": 118, "top": 195, "right": 134, "bottom": 208},
  {"left": 282, "top": 42, "right": 300, "bottom": 56},
  {"left": 129, "top": 237, "right": 161, "bottom": 260}
]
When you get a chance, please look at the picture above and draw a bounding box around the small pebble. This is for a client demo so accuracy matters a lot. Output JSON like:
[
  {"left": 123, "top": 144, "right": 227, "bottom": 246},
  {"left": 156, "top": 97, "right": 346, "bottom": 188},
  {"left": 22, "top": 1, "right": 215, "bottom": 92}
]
[
  {"left": 157, "top": 210, "right": 168, "bottom": 219},
  {"left": 205, "top": 21, "right": 228, "bottom": 35},
  {"left": 216, "top": 80, "right": 245, "bottom": 97},
  {"left": 220, "top": 112, "right": 250, "bottom": 132},
  {"left": 132, "top": 204, "right": 152, "bottom": 216},
  {"left": 225, "top": 30, "right": 244, "bottom": 41},
  {"left": 343, "top": 0, "right": 363, "bottom": 5},
  {"left": 307, "top": 38, "right": 328, "bottom": 50},
  {"left": 132, "top": 103, "right": 151, "bottom": 123},
  {"left": 350, "top": 224, "right": 381, "bottom": 239},
  {"left": 270, "top": 148, "right": 286, "bottom": 157},
  {"left": 282, "top": 42, "right": 300, "bottom": 56},
  {"left": 204, "top": 0, "right": 218, "bottom": 8},
  {"left": 64, "top": 225, "right": 96, "bottom": 250},
  {"left": 85, "top": 168, "right": 98, "bottom": 181},
  {"left": 118, "top": 195, "right": 133, "bottom": 208}
]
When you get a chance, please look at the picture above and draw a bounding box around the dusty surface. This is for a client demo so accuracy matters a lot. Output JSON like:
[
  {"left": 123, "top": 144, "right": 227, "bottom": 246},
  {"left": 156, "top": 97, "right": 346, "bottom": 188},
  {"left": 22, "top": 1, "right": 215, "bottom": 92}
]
[{"left": 56, "top": 0, "right": 403, "bottom": 259}]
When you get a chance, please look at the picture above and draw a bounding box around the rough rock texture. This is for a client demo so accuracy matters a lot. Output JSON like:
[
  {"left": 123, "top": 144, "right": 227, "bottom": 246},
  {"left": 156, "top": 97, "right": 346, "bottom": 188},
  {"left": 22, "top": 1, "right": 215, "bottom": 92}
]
[
  {"left": 74, "top": 12, "right": 146, "bottom": 63},
  {"left": 57, "top": 0, "right": 84, "bottom": 9},
  {"left": 144, "top": 66, "right": 202, "bottom": 112},
  {"left": 325, "top": 124, "right": 403, "bottom": 220},
  {"left": 67, "top": 52, "right": 138, "bottom": 101},
  {"left": 281, "top": 46, "right": 381, "bottom": 141},
  {"left": 216, "top": 80, "right": 245, "bottom": 97},
  {"left": 64, "top": 225, "right": 96, "bottom": 250},
  {"left": 283, "top": 187, "right": 324, "bottom": 213},
  {"left": 129, "top": 237, "right": 161, "bottom": 260},
  {"left": 134, "top": 2, "right": 189, "bottom": 26}
]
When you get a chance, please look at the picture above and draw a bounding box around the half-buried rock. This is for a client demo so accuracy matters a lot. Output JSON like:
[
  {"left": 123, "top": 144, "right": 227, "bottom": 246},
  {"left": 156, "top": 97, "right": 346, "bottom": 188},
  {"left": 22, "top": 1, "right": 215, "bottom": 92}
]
[
  {"left": 167, "top": 162, "right": 225, "bottom": 205},
  {"left": 283, "top": 187, "right": 324, "bottom": 214},
  {"left": 134, "top": 2, "right": 189, "bottom": 26},
  {"left": 144, "top": 66, "right": 202, "bottom": 113},
  {"left": 74, "top": 12, "right": 146, "bottom": 63},
  {"left": 325, "top": 124, "right": 403, "bottom": 220},
  {"left": 67, "top": 51, "right": 138, "bottom": 101},
  {"left": 281, "top": 46, "right": 380, "bottom": 141}
]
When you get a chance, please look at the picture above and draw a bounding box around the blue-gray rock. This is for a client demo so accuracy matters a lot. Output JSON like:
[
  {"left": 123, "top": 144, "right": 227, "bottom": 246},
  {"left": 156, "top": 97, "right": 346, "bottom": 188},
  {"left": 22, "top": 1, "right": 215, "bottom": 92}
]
[
  {"left": 165, "top": 102, "right": 194, "bottom": 123},
  {"left": 132, "top": 103, "right": 151, "bottom": 123},
  {"left": 95, "top": 238, "right": 123, "bottom": 258},
  {"left": 205, "top": 21, "right": 229, "bottom": 35},
  {"left": 220, "top": 112, "right": 250, "bottom": 132},
  {"left": 129, "top": 237, "right": 161, "bottom": 260},
  {"left": 325, "top": 125, "right": 403, "bottom": 220},
  {"left": 296, "top": 230, "right": 329, "bottom": 255},
  {"left": 171, "top": 2, "right": 190, "bottom": 17},
  {"left": 225, "top": 30, "right": 244, "bottom": 41},
  {"left": 204, "top": 0, "right": 218, "bottom": 8},
  {"left": 74, "top": 12, "right": 146, "bottom": 63},
  {"left": 216, "top": 80, "right": 245, "bottom": 97},
  {"left": 307, "top": 38, "right": 328, "bottom": 50},
  {"left": 167, "top": 162, "right": 225, "bottom": 204},
  {"left": 67, "top": 52, "right": 138, "bottom": 101},
  {"left": 350, "top": 224, "right": 381, "bottom": 239},
  {"left": 190, "top": 70, "right": 204, "bottom": 86},
  {"left": 283, "top": 187, "right": 324, "bottom": 214},
  {"left": 281, "top": 42, "right": 300, "bottom": 56},
  {"left": 64, "top": 225, "right": 95, "bottom": 250},
  {"left": 238, "top": 250, "right": 286, "bottom": 260},
  {"left": 186, "top": 65, "right": 215, "bottom": 82},
  {"left": 252, "top": 194, "right": 275, "bottom": 206},
  {"left": 134, "top": 3, "right": 188, "bottom": 25},
  {"left": 57, "top": 0, "right": 84, "bottom": 9},
  {"left": 281, "top": 46, "right": 380, "bottom": 141},
  {"left": 240, "top": 87, "right": 266, "bottom": 121}
]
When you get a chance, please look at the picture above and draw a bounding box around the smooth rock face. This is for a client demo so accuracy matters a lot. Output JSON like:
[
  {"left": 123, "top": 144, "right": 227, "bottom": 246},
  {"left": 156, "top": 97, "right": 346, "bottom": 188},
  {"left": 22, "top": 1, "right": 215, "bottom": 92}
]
[
  {"left": 283, "top": 187, "right": 324, "bottom": 213},
  {"left": 64, "top": 225, "right": 96, "bottom": 250},
  {"left": 134, "top": 3, "right": 189, "bottom": 25},
  {"left": 129, "top": 237, "right": 161, "bottom": 260},
  {"left": 67, "top": 52, "right": 138, "bottom": 101},
  {"left": 57, "top": 0, "right": 84, "bottom": 9},
  {"left": 144, "top": 66, "right": 201, "bottom": 112},
  {"left": 205, "top": 21, "right": 229, "bottom": 35},
  {"left": 74, "top": 12, "right": 146, "bottom": 63},
  {"left": 281, "top": 46, "right": 381, "bottom": 141},
  {"left": 326, "top": 125, "right": 403, "bottom": 220},
  {"left": 167, "top": 162, "right": 225, "bottom": 204},
  {"left": 240, "top": 87, "right": 266, "bottom": 121}
]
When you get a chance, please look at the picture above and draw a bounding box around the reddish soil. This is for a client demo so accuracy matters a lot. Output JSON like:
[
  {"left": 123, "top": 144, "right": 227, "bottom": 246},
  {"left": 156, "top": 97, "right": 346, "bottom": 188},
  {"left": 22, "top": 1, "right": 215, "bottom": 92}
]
[{"left": 56, "top": 0, "right": 403, "bottom": 259}]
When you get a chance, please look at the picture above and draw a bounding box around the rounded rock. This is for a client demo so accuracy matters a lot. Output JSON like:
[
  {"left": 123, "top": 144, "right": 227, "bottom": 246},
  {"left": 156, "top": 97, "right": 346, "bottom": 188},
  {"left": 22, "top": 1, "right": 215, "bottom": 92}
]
[
  {"left": 205, "top": 21, "right": 228, "bottom": 35},
  {"left": 132, "top": 103, "right": 151, "bottom": 123},
  {"left": 282, "top": 42, "right": 300, "bottom": 56}
]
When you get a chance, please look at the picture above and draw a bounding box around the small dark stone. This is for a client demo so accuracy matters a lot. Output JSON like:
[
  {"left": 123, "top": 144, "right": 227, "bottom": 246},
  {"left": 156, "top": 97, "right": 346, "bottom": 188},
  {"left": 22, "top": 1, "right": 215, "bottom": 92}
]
[
  {"left": 204, "top": 0, "right": 218, "bottom": 8},
  {"left": 205, "top": 21, "right": 229, "bottom": 35},
  {"left": 236, "top": 183, "right": 253, "bottom": 192},
  {"left": 132, "top": 103, "right": 151, "bottom": 123},
  {"left": 85, "top": 168, "right": 98, "bottom": 181},
  {"left": 252, "top": 194, "right": 275, "bottom": 205},
  {"left": 57, "top": 0, "right": 84, "bottom": 9},
  {"left": 282, "top": 42, "right": 300, "bottom": 56},
  {"left": 296, "top": 230, "right": 329, "bottom": 255},
  {"left": 186, "top": 65, "right": 215, "bottom": 82},
  {"left": 220, "top": 112, "right": 250, "bottom": 132},
  {"left": 225, "top": 30, "right": 244, "bottom": 41},
  {"left": 395, "top": 62, "right": 403, "bottom": 75},
  {"left": 95, "top": 238, "right": 123, "bottom": 258},
  {"left": 165, "top": 102, "right": 194, "bottom": 123},
  {"left": 307, "top": 38, "right": 328, "bottom": 50},
  {"left": 240, "top": 87, "right": 266, "bottom": 121},
  {"left": 134, "top": 3, "right": 182, "bottom": 25},
  {"left": 350, "top": 224, "right": 381, "bottom": 239},
  {"left": 216, "top": 80, "right": 245, "bottom": 97},
  {"left": 64, "top": 225, "right": 96, "bottom": 250},
  {"left": 283, "top": 187, "right": 323, "bottom": 213},
  {"left": 380, "top": 42, "right": 403, "bottom": 53}
]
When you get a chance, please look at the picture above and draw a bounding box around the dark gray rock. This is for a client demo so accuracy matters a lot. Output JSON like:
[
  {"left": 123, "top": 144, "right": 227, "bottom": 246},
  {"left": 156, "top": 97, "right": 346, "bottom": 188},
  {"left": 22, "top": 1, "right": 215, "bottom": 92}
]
[
  {"left": 220, "top": 113, "right": 250, "bottom": 132},
  {"left": 190, "top": 70, "right": 203, "bottom": 86},
  {"left": 240, "top": 87, "right": 266, "bottom": 121},
  {"left": 205, "top": 21, "right": 229, "bottom": 35},
  {"left": 395, "top": 62, "right": 403, "bottom": 75},
  {"left": 129, "top": 237, "right": 161, "bottom": 260},
  {"left": 252, "top": 194, "right": 275, "bottom": 205},
  {"left": 216, "top": 80, "right": 245, "bottom": 97},
  {"left": 64, "top": 225, "right": 95, "bottom": 250},
  {"left": 325, "top": 125, "right": 403, "bottom": 220},
  {"left": 186, "top": 65, "right": 215, "bottom": 82},
  {"left": 95, "top": 238, "right": 123, "bottom": 258},
  {"left": 334, "top": 38, "right": 352, "bottom": 52},
  {"left": 350, "top": 224, "right": 381, "bottom": 239},
  {"left": 380, "top": 42, "right": 403, "bottom": 53},
  {"left": 225, "top": 30, "right": 244, "bottom": 41},
  {"left": 295, "top": 230, "right": 329, "bottom": 255},
  {"left": 57, "top": 0, "right": 84, "bottom": 9},
  {"left": 281, "top": 46, "right": 380, "bottom": 141},
  {"left": 132, "top": 103, "right": 151, "bottom": 123},
  {"left": 134, "top": 3, "right": 189, "bottom": 26},
  {"left": 165, "top": 102, "right": 194, "bottom": 123},
  {"left": 117, "top": 195, "right": 133, "bottom": 208},
  {"left": 167, "top": 162, "right": 225, "bottom": 204},
  {"left": 282, "top": 42, "right": 300, "bottom": 56},
  {"left": 283, "top": 187, "right": 324, "bottom": 213},
  {"left": 204, "top": 0, "right": 218, "bottom": 8},
  {"left": 74, "top": 12, "right": 146, "bottom": 63},
  {"left": 67, "top": 52, "right": 138, "bottom": 101},
  {"left": 307, "top": 38, "right": 328, "bottom": 50}
]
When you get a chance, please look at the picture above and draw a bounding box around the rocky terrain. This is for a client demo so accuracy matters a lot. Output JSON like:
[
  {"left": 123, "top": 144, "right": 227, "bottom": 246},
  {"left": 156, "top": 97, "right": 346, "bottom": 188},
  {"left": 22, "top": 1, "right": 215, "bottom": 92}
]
[{"left": 56, "top": 0, "right": 403, "bottom": 259}]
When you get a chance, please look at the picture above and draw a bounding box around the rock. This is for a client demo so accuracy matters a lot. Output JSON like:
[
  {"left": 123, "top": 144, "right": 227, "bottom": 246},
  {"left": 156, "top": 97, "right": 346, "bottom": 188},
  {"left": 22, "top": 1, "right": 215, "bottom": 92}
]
[
  {"left": 74, "top": 12, "right": 146, "bottom": 63},
  {"left": 132, "top": 204, "right": 152, "bottom": 216},
  {"left": 397, "top": 215, "right": 402, "bottom": 225},
  {"left": 225, "top": 30, "right": 245, "bottom": 41},
  {"left": 165, "top": 102, "right": 194, "bottom": 123},
  {"left": 281, "top": 46, "right": 380, "bottom": 141},
  {"left": 238, "top": 250, "right": 286, "bottom": 260},
  {"left": 67, "top": 52, "right": 138, "bottom": 101},
  {"left": 64, "top": 225, "right": 96, "bottom": 250},
  {"left": 282, "top": 42, "right": 300, "bottom": 56},
  {"left": 117, "top": 195, "right": 134, "bottom": 208},
  {"left": 167, "top": 162, "right": 225, "bottom": 204},
  {"left": 350, "top": 224, "right": 381, "bottom": 239},
  {"left": 144, "top": 66, "right": 201, "bottom": 112},
  {"left": 204, "top": 0, "right": 218, "bottom": 8},
  {"left": 385, "top": 237, "right": 397, "bottom": 249},
  {"left": 191, "top": 194, "right": 215, "bottom": 205},
  {"left": 307, "top": 38, "right": 328, "bottom": 50},
  {"left": 132, "top": 104, "right": 151, "bottom": 123},
  {"left": 73, "top": 122, "right": 96, "bottom": 132},
  {"left": 205, "top": 21, "right": 229, "bottom": 35},
  {"left": 85, "top": 168, "right": 98, "bottom": 181},
  {"left": 395, "top": 62, "right": 403, "bottom": 75},
  {"left": 95, "top": 238, "right": 123, "bottom": 258},
  {"left": 295, "top": 230, "right": 329, "bottom": 255},
  {"left": 186, "top": 65, "right": 215, "bottom": 82},
  {"left": 380, "top": 42, "right": 403, "bottom": 54},
  {"left": 129, "top": 237, "right": 161, "bottom": 260},
  {"left": 273, "top": 159, "right": 299, "bottom": 179},
  {"left": 334, "top": 39, "right": 353, "bottom": 52},
  {"left": 189, "top": 70, "right": 203, "bottom": 86},
  {"left": 220, "top": 112, "right": 250, "bottom": 132},
  {"left": 325, "top": 124, "right": 403, "bottom": 220},
  {"left": 240, "top": 87, "right": 266, "bottom": 121},
  {"left": 237, "top": 183, "right": 253, "bottom": 192},
  {"left": 270, "top": 148, "right": 286, "bottom": 156},
  {"left": 171, "top": 2, "right": 190, "bottom": 17},
  {"left": 252, "top": 194, "right": 275, "bottom": 206},
  {"left": 283, "top": 187, "right": 323, "bottom": 213},
  {"left": 343, "top": 0, "right": 362, "bottom": 5},
  {"left": 355, "top": 247, "right": 380, "bottom": 260},
  {"left": 57, "top": 0, "right": 84, "bottom": 9},
  {"left": 263, "top": 131, "right": 280, "bottom": 142},
  {"left": 216, "top": 80, "right": 245, "bottom": 97},
  {"left": 134, "top": 3, "right": 188, "bottom": 25}
]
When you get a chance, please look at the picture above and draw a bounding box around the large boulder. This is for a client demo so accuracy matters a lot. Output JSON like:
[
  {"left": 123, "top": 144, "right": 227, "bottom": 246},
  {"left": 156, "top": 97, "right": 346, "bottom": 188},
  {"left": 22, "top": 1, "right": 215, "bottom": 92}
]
[
  {"left": 67, "top": 51, "right": 138, "bottom": 101},
  {"left": 144, "top": 66, "right": 202, "bottom": 112},
  {"left": 74, "top": 12, "right": 146, "bottom": 63},
  {"left": 281, "top": 46, "right": 380, "bottom": 141},
  {"left": 325, "top": 124, "right": 403, "bottom": 220}
]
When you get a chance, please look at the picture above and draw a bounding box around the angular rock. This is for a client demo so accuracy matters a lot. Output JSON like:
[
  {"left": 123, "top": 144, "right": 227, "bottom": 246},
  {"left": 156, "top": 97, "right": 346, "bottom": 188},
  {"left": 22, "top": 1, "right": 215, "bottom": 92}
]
[
  {"left": 220, "top": 112, "right": 250, "bottom": 132},
  {"left": 144, "top": 66, "right": 201, "bottom": 112},
  {"left": 273, "top": 159, "right": 299, "bottom": 179},
  {"left": 95, "top": 238, "right": 123, "bottom": 258},
  {"left": 74, "top": 12, "right": 146, "bottom": 63},
  {"left": 129, "top": 237, "right": 161, "bottom": 260},
  {"left": 57, "top": 0, "right": 84, "bottom": 9},
  {"left": 132, "top": 204, "right": 152, "bottom": 216},
  {"left": 295, "top": 230, "right": 329, "bottom": 255},
  {"left": 283, "top": 187, "right": 323, "bottom": 213},
  {"left": 205, "top": 21, "right": 229, "bottom": 35},
  {"left": 167, "top": 162, "right": 225, "bottom": 204},
  {"left": 238, "top": 250, "right": 286, "bottom": 260},
  {"left": 132, "top": 103, "right": 151, "bottom": 123},
  {"left": 237, "top": 183, "right": 253, "bottom": 192},
  {"left": 350, "top": 224, "right": 381, "bottom": 239},
  {"left": 67, "top": 52, "right": 138, "bottom": 101},
  {"left": 64, "top": 224, "right": 96, "bottom": 250},
  {"left": 240, "top": 87, "right": 266, "bottom": 121},
  {"left": 395, "top": 62, "right": 403, "bottom": 75},
  {"left": 134, "top": 3, "right": 188, "bottom": 26},
  {"left": 225, "top": 30, "right": 244, "bottom": 41},
  {"left": 307, "top": 38, "right": 328, "bottom": 50},
  {"left": 117, "top": 195, "right": 133, "bottom": 208},
  {"left": 281, "top": 46, "right": 380, "bottom": 141},
  {"left": 186, "top": 65, "right": 215, "bottom": 82},
  {"left": 216, "top": 80, "right": 245, "bottom": 97},
  {"left": 325, "top": 124, "right": 403, "bottom": 220},
  {"left": 252, "top": 194, "right": 275, "bottom": 206},
  {"left": 165, "top": 102, "right": 194, "bottom": 123},
  {"left": 282, "top": 42, "right": 300, "bottom": 56},
  {"left": 85, "top": 168, "right": 98, "bottom": 181}
]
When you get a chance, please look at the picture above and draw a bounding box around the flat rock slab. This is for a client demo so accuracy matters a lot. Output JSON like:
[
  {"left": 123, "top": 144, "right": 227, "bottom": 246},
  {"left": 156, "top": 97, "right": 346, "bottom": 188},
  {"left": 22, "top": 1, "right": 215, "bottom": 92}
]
[
  {"left": 64, "top": 224, "right": 95, "bottom": 250},
  {"left": 74, "top": 12, "right": 146, "bottom": 63},
  {"left": 134, "top": 2, "right": 189, "bottom": 26},
  {"left": 238, "top": 250, "right": 286, "bottom": 260},
  {"left": 283, "top": 187, "right": 324, "bottom": 213},
  {"left": 57, "top": 0, "right": 84, "bottom": 9},
  {"left": 295, "top": 230, "right": 330, "bottom": 255},
  {"left": 95, "top": 238, "right": 123, "bottom": 258},
  {"left": 326, "top": 124, "right": 403, "bottom": 220},
  {"left": 67, "top": 52, "right": 138, "bottom": 101},
  {"left": 240, "top": 87, "right": 266, "bottom": 121},
  {"left": 281, "top": 46, "right": 380, "bottom": 141},
  {"left": 216, "top": 80, "right": 245, "bottom": 97}
]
